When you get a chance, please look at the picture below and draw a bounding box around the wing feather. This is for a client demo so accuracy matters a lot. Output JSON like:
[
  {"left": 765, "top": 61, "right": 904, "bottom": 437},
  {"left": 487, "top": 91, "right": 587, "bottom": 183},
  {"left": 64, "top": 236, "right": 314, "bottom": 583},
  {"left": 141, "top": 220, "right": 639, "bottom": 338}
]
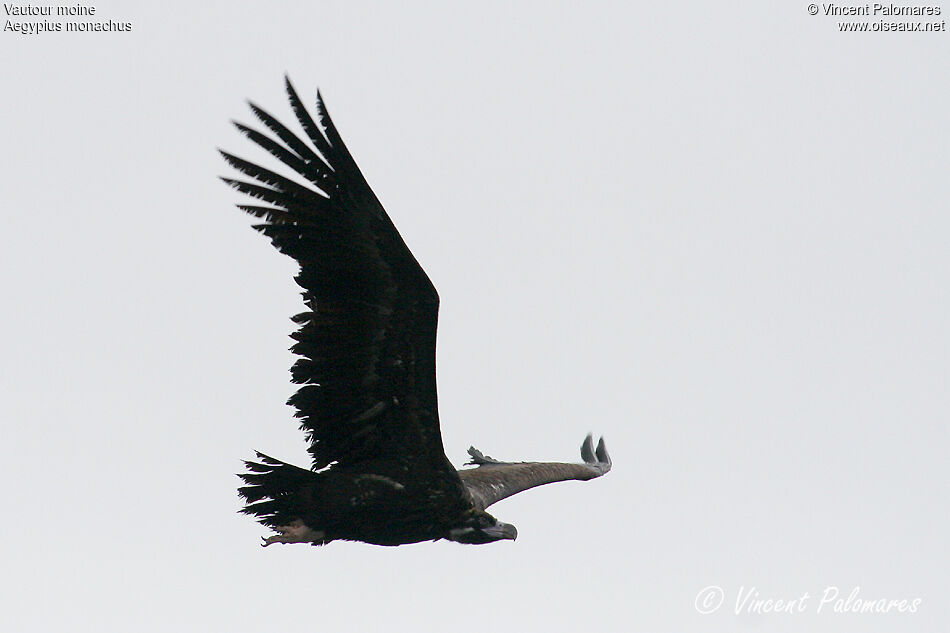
[
  {"left": 222, "top": 79, "right": 448, "bottom": 478},
  {"left": 458, "top": 435, "right": 612, "bottom": 510}
]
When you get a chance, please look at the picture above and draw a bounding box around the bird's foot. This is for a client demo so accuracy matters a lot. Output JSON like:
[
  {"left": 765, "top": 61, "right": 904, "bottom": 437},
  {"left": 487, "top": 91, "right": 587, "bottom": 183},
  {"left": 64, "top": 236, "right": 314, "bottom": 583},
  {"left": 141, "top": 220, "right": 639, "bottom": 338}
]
[
  {"left": 261, "top": 519, "right": 326, "bottom": 547},
  {"left": 466, "top": 446, "right": 508, "bottom": 466}
]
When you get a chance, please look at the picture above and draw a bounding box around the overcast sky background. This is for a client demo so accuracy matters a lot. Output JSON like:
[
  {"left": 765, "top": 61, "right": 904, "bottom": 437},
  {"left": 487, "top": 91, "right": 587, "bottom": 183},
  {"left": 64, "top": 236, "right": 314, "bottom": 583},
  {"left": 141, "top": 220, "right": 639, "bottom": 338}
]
[{"left": 1, "top": 2, "right": 947, "bottom": 632}]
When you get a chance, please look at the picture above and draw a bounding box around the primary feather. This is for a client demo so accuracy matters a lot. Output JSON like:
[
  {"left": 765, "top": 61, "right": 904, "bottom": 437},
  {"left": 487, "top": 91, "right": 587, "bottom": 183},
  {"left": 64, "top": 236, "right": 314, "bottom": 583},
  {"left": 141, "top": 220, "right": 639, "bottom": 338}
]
[{"left": 222, "top": 78, "right": 611, "bottom": 546}]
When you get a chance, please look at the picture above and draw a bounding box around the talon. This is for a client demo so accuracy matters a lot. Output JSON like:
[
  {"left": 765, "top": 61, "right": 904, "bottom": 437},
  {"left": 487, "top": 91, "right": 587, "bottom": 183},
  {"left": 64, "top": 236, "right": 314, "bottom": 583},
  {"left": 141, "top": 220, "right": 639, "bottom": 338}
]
[{"left": 259, "top": 520, "right": 326, "bottom": 547}]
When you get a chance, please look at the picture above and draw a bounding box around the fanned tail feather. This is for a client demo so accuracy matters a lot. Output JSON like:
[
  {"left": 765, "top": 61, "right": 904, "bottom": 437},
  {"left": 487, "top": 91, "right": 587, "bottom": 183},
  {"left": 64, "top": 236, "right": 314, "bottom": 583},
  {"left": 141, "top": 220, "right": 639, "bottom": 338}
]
[{"left": 238, "top": 452, "right": 319, "bottom": 528}]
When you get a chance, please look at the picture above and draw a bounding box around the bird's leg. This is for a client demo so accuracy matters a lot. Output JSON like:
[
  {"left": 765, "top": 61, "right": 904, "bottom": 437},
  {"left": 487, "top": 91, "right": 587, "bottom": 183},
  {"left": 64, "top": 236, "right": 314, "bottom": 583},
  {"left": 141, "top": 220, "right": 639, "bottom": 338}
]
[
  {"left": 466, "top": 446, "right": 510, "bottom": 466},
  {"left": 261, "top": 519, "right": 326, "bottom": 546}
]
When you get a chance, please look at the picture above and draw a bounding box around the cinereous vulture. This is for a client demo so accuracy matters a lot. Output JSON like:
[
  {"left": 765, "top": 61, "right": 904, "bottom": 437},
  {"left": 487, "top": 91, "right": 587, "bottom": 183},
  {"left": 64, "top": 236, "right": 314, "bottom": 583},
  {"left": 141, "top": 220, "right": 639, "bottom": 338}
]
[{"left": 220, "top": 78, "right": 611, "bottom": 546}]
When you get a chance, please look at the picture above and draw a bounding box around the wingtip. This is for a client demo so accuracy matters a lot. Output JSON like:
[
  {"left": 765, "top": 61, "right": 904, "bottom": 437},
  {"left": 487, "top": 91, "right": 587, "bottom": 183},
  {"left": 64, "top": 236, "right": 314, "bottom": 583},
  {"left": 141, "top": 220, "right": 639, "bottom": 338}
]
[
  {"left": 245, "top": 99, "right": 260, "bottom": 115},
  {"left": 314, "top": 88, "right": 332, "bottom": 123},
  {"left": 580, "top": 433, "right": 611, "bottom": 473},
  {"left": 580, "top": 433, "right": 596, "bottom": 464},
  {"left": 595, "top": 436, "right": 611, "bottom": 471},
  {"left": 283, "top": 75, "right": 307, "bottom": 107}
]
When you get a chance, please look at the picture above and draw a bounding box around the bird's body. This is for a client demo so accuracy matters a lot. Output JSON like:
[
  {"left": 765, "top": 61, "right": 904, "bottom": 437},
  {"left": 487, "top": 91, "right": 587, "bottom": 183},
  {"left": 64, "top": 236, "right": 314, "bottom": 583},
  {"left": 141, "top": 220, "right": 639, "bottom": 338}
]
[
  {"left": 244, "top": 455, "right": 473, "bottom": 546},
  {"left": 221, "top": 78, "right": 611, "bottom": 547}
]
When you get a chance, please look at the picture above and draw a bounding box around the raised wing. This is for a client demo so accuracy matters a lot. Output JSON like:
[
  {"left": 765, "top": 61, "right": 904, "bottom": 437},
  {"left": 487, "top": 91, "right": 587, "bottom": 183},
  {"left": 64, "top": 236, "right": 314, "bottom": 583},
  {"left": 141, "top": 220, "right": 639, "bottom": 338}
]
[
  {"left": 221, "top": 78, "right": 447, "bottom": 475},
  {"left": 458, "top": 434, "right": 612, "bottom": 511}
]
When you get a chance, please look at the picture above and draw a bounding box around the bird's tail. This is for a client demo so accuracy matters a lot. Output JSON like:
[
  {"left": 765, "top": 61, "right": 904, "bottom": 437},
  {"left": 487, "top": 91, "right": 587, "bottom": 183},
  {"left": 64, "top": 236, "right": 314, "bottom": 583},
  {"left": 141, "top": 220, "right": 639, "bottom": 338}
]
[{"left": 238, "top": 452, "right": 319, "bottom": 528}]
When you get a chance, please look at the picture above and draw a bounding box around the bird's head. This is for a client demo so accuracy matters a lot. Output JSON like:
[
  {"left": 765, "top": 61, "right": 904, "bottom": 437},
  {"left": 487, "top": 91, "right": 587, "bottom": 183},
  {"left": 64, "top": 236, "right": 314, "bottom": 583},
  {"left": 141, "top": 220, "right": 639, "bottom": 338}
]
[{"left": 446, "top": 511, "right": 518, "bottom": 544}]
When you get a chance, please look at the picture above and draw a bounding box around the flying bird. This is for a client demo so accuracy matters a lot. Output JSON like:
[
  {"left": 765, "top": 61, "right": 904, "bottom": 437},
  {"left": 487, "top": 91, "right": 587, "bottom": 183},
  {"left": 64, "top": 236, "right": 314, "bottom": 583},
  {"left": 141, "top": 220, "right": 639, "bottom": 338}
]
[{"left": 220, "top": 78, "right": 611, "bottom": 546}]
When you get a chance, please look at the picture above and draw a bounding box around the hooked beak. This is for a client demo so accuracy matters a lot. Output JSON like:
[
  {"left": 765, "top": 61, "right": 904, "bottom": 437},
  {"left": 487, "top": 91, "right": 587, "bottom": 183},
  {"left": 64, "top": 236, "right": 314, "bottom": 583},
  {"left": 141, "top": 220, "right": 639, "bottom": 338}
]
[{"left": 483, "top": 522, "right": 518, "bottom": 541}]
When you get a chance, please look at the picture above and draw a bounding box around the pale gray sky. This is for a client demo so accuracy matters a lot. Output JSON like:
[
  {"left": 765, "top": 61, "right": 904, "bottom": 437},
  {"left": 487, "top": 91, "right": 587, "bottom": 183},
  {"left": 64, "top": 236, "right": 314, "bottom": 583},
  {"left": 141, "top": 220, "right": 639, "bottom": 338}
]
[{"left": 1, "top": 2, "right": 947, "bottom": 632}]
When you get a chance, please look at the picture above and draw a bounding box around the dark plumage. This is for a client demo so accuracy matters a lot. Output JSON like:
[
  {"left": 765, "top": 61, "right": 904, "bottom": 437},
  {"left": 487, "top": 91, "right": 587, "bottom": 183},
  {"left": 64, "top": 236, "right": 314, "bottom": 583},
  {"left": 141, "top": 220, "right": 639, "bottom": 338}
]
[{"left": 221, "top": 78, "right": 611, "bottom": 547}]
